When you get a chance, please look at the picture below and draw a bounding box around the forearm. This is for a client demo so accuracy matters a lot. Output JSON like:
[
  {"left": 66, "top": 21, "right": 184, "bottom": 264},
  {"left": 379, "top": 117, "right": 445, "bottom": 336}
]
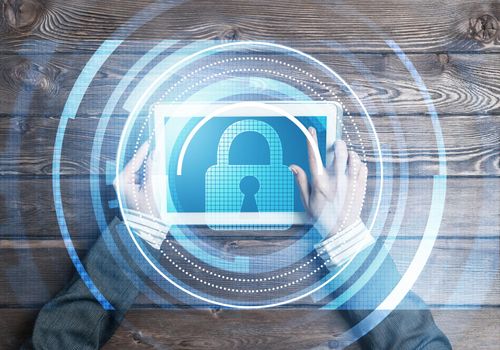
[
  {"left": 317, "top": 222, "right": 451, "bottom": 349},
  {"left": 23, "top": 218, "right": 139, "bottom": 350},
  {"left": 339, "top": 256, "right": 451, "bottom": 349}
]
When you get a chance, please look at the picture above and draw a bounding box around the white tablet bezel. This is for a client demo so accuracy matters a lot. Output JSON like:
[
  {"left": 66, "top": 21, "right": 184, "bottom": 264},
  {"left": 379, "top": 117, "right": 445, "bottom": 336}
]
[{"left": 152, "top": 101, "right": 342, "bottom": 226}]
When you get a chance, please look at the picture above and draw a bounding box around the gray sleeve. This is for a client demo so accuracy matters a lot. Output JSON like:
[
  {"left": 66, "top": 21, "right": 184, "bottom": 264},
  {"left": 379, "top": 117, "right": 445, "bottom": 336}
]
[
  {"left": 342, "top": 307, "right": 452, "bottom": 349},
  {"left": 22, "top": 218, "right": 139, "bottom": 350},
  {"left": 316, "top": 222, "right": 451, "bottom": 349},
  {"left": 336, "top": 248, "right": 452, "bottom": 349}
]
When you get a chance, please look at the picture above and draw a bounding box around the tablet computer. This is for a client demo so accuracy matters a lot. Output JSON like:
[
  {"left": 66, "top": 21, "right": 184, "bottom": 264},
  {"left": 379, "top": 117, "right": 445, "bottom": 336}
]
[{"left": 149, "top": 101, "right": 343, "bottom": 228}]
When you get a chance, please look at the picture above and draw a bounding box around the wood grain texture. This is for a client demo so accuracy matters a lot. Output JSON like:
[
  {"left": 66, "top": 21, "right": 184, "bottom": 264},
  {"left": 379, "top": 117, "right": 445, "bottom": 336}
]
[
  {"left": 1, "top": 177, "right": 498, "bottom": 240},
  {"left": 0, "top": 53, "right": 499, "bottom": 117},
  {"left": 1, "top": 0, "right": 500, "bottom": 54},
  {"left": 0, "top": 0, "right": 498, "bottom": 347},
  {"left": 0, "top": 309, "right": 38, "bottom": 349},
  {"left": 105, "top": 309, "right": 355, "bottom": 350},
  {"left": 0, "top": 308, "right": 498, "bottom": 350},
  {"left": 0, "top": 237, "right": 498, "bottom": 307},
  {"left": 432, "top": 309, "right": 500, "bottom": 350},
  {"left": 101, "top": 309, "right": 500, "bottom": 350},
  {"left": 0, "top": 115, "right": 498, "bottom": 177}
]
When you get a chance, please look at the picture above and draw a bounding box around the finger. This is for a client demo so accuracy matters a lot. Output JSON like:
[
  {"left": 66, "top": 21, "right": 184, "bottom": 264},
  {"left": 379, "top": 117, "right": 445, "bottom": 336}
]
[
  {"left": 356, "top": 162, "right": 368, "bottom": 191},
  {"left": 333, "top": 140, "right": 348, "bottom": 176},
  {"left": 141, "top": 151, "right": 154, "bottom": 190},
  {"left": 306, "top": 127, "right": 323, "bottom": 179},
  {"left": 347, "top": 150, "right": 361, "bottom": 178},
  {"left": 325, "top": 139, "right": 335, "bottom": 169},
  {"left": 118, "top": 142, "right": 151, "bottom": 188},
  {"left": 354, "top": 163, "right": 368, "bottom": 217},
  {"left": 143, "top": 151, "right": 159, "bottom": 206},
  {"left": 123, "top": 142, "right": 150, "bottom": 177},
  {"left": 289, "top": 165, "right": 310, "bottom": 210}
]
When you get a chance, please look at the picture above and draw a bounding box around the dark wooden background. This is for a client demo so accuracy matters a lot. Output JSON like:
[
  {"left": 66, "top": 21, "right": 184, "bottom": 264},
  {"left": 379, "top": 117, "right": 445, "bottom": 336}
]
[{"left": 0, "top": 0, "right": 499, "bottom": 349}]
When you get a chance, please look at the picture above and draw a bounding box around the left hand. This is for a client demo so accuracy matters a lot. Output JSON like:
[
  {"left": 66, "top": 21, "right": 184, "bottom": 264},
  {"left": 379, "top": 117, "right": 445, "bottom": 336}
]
[
  {"left": 113, "top": 142, "right": 166, "bottom": 249},
  {"left": 113, "top": 142, "right": 160, "bottom": 218}
]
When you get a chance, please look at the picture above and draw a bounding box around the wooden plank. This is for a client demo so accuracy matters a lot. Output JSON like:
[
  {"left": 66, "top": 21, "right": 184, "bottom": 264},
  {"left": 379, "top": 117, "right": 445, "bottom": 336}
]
[
  {"left": 103, "top": 309, "right": 500, "bottom": 350},
  {"left": 0, "top": 309, "right": 38, "bottom": 349},
  {"left": 1, "top": 53, "right": 500, "bottom": 117},
  {"left": 0, "top": 115, "right": 498, "bottom": 177},
  {"left": 391, "top": 239, "right": 500, "bottom": 308},
  {"left": 0, "top": 237, "right": 498, "bottom": 307},
  {"left": 179, "top": 237, "right": 500, "bottom": 308},
  {"left": 1, "top": 177, "right": 498, "bottom": 240},
  {"left": 102, "top": 309, "right": 356, "bottom": 350},
  {"left": 0, "top": 308, "right": 497, "bottom": 350},
  {"left": 0, "top": 239, "right": 91, "bottom": 307},
  {"left": 432, "top": 309, "right": 500, "bottom": 350},
  {"left": 1, "top": 0, "right": 500, "bottom": 54}
]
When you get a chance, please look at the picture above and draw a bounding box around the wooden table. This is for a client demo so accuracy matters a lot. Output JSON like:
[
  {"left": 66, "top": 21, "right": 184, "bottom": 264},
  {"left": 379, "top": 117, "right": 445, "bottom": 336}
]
[{"left": 0, "top": 0, "right": 499, "bottom": 349}]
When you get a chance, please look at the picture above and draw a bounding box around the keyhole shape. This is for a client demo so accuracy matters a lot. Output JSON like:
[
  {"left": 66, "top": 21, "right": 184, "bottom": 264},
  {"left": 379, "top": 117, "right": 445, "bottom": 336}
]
[{"left": 240, "top": 176, "right": 260, "bottom": 212}]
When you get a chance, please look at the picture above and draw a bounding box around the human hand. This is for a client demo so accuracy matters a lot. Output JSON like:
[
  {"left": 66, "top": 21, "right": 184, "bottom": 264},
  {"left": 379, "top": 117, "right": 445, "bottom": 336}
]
[
  {"left": 289, "top": 127, "right": 367, "bottom": 238},
  {"left": 113, "top": 142, "right": 159, "bottom": 216},
  {"left": 113, "top": 142, "right": 166, "bottom": 249}
]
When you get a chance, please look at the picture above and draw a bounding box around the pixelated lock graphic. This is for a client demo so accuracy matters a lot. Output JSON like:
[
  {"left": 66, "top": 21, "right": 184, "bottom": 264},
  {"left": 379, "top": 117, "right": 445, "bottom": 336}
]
[{"left": 205, "top": 119, "right": 294, "bottom": 230}]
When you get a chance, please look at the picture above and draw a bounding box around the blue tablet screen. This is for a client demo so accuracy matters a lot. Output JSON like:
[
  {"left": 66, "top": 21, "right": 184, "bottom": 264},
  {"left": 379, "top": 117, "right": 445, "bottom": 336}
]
[{"left": 165, "top": 116, "right": 327, "bottom": 213}]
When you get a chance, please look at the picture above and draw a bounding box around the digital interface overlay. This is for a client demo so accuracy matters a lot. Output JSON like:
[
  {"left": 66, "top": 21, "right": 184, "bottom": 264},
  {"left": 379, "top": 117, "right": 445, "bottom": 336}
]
[
  {"left": 37, "top": 2, "right": 489, "bottom": 346},
  {"left": 161, "top": 115, "right": 327, "bottom": 215}
]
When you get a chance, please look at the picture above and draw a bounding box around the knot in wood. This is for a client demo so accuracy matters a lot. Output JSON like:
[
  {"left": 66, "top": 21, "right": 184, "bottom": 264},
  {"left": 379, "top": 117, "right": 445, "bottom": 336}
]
[
  {"left": 437, "top": 53, "right": 449, "bottom": 65},
  {"left": 328, "top": 340, "right": 340, "bottom": 349},
  {"left": 10, "top": 59, "right": 53, "bottom": 93},
  {"left": 16, "top": 120, "right": 31, "bottom": 134},
  {"left": 218, "top": 27, "right": 241, "bottom": 41},
  {"left": 210, "top": 306, "right": 221, "bottom": 317},
  {"left": 469, "top": 14, "right": 498, "bottom": 43},
  {"left": 131, "top": 331, "right": 143, "bottom": 343},
  {"left": 2, "top": 0, "right": 44, "bottom": 31},
  {"left": 225, "top": 241, "right": 239, "bottom": 251}
]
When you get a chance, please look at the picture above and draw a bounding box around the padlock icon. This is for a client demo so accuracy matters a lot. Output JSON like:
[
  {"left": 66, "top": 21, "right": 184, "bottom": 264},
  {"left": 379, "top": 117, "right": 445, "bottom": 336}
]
[{"left": 205, "top": 119, "right": 294, "bottom": 230}]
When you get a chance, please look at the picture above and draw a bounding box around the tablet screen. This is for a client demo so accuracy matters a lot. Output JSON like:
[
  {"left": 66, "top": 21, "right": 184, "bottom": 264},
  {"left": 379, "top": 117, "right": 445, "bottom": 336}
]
[{"left": 163, "top": 115, "right": 327, "bottom": 214}]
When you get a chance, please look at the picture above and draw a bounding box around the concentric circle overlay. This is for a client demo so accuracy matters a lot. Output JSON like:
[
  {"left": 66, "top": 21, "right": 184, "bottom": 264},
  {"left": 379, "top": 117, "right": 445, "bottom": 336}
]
[
  {"left": 115, "top": 41, "right": 384, "bottom": 308},
  {"left": 51, "top": 34, "right": 447, "bottom": 349}
]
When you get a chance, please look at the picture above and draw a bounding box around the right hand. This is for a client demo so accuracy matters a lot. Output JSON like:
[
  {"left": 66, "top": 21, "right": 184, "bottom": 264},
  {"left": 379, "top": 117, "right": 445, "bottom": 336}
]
[{"left": 289, "top": 127, "right": 368, "bottom": 238}]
